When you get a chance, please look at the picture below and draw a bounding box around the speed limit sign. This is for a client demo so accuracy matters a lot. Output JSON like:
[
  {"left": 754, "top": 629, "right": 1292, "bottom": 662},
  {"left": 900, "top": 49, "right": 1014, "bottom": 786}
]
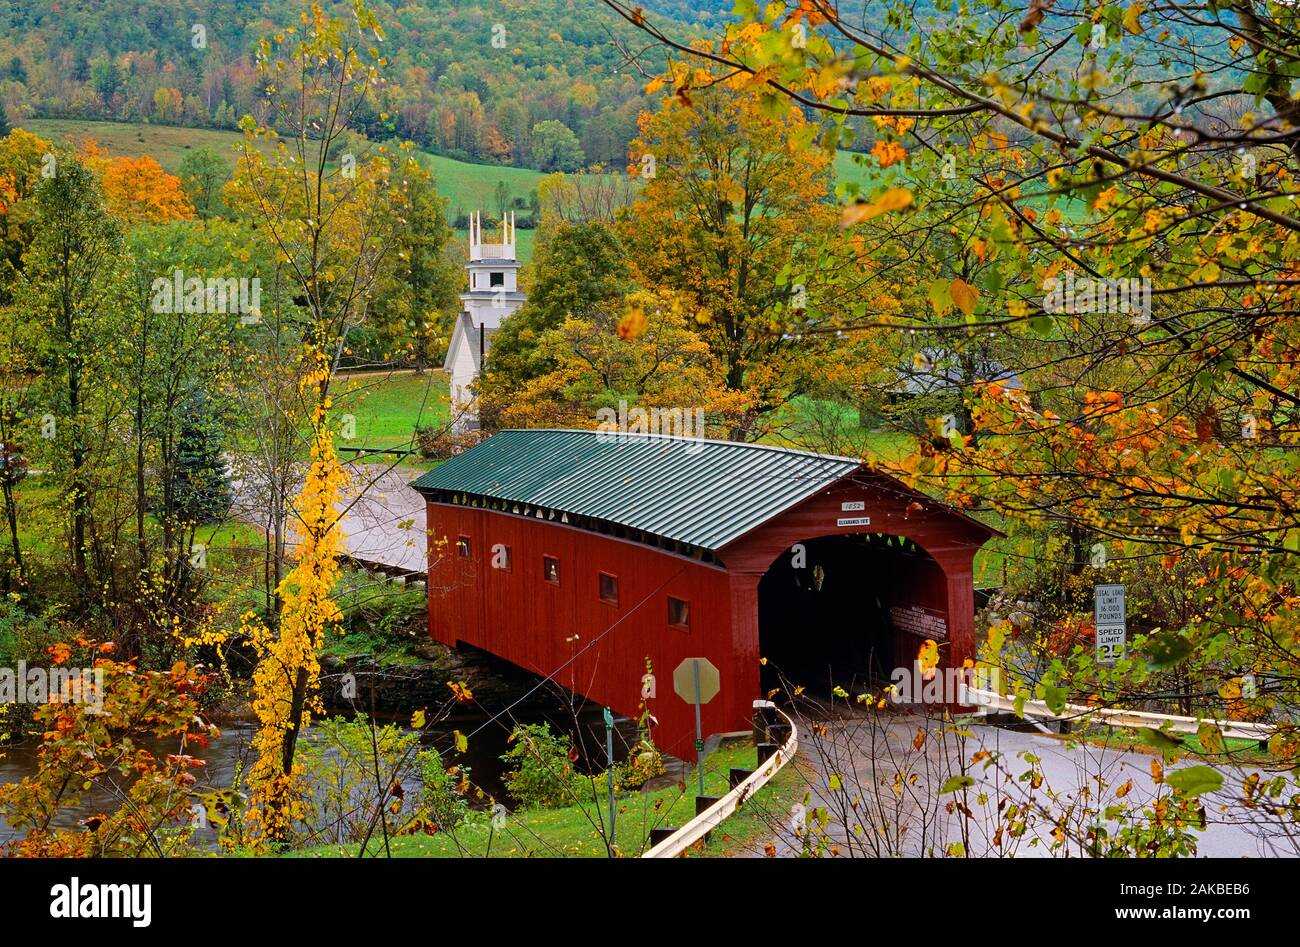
[{"left": 1095, "top": 584, "right": 1126, "bottom": 664}]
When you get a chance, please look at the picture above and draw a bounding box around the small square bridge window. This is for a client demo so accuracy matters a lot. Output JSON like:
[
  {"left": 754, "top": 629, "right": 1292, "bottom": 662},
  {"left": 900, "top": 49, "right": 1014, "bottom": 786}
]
[
  {"left": 543, "top": 555, "right": 560, "bottom": 585},
  {"left": 599, "top": 572, "right": 618, "bottom": 605},
  {"left": 668, "top": 596, "right": 690, "bottom": 629},
  {"left": 456, "top": 536, "right": 471, "bottom": 558}
]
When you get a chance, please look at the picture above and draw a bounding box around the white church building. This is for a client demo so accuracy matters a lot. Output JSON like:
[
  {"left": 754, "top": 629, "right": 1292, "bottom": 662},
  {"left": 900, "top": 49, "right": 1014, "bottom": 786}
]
[{"left": 444, "top": 211, "right": 526, "bottom": 429}]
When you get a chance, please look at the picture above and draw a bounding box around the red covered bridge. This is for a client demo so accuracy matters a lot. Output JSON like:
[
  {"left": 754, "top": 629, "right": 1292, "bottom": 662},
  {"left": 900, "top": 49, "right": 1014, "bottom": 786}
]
[{"left": 411, "top": 429, "right": 996, "bottom": 761}]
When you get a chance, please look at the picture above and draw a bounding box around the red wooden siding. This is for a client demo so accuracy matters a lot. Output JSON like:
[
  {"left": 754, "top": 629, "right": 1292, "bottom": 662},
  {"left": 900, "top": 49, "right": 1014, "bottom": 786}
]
[{"left": 426, "top": 503, "right": 738, "bottom": 760}]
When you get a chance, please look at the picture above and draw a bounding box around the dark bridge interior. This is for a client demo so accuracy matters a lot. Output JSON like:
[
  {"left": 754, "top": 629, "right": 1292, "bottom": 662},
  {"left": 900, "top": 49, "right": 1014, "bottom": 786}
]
[{"left": 758, "top": 534, "right": 917, "bottom": 697}]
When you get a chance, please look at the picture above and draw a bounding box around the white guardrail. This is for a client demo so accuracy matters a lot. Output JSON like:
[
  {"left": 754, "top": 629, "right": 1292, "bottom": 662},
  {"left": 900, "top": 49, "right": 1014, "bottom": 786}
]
[
  {"left": 960, "top": 685, "right": 1276, "bottom": 743},
  {"left": 642, "top": 701, "right": 799, "bottom": 858}
]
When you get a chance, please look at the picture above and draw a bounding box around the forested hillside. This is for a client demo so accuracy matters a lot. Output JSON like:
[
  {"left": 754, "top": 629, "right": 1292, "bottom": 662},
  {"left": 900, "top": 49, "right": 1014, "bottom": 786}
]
[{"left": 0, "top": 0, "right": 703, "bottom": 170}]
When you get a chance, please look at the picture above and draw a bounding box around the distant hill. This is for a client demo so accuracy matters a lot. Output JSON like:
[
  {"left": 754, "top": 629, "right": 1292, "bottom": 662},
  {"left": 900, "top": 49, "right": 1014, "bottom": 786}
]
[
  {"left": 22, "top": 115, "right": 901, "bottom": 266},
  {"left": 0, "top": 0, "right": 706, "bottom": 175}
]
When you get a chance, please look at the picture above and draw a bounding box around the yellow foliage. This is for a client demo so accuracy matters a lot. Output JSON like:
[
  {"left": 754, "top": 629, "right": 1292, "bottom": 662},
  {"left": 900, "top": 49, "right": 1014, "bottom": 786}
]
[
  {"left": 842, "top": 187, "right": 913, "bottom": 226},
  {"left": 244, "top": 397, "right": 348, "bottom": 846}
]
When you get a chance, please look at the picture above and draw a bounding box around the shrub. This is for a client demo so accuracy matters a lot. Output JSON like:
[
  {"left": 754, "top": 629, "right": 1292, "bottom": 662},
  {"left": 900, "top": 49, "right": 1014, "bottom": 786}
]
[
  {"left": 0, "top": 600, "right": 60, "bottom": 736},
  {"left": 418, "top": 746, "right": 471, "bottom": 829},
  {"left": 415, "top": 424, "right": 482, "bottom": 459},
  {"left": 0, "top": 598, "right": 51, "bottom": 666},
  {"left": 618, "top": 736, "right": 666, "bottom": 790},
  {"left": 0, "top": 645, "right": 217, "bottom": 856},
  {"left": 500, "top": 722, "right": 578, "bottom": 809},
  {"left": 298, "top": 714, "right": 422, "bottom": 845}
]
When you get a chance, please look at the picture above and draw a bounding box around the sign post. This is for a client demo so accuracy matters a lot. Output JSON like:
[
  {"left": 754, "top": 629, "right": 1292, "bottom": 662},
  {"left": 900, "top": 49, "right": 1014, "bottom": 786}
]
[
  {"left": 673, "top": 657, "right": 720, "bottom": 798},
  {"left": 1094, "top": 583, "right": 1127, "bottom": 664},
  {"left": 603, "top": 706, "right": 616, "bottom": 851}
]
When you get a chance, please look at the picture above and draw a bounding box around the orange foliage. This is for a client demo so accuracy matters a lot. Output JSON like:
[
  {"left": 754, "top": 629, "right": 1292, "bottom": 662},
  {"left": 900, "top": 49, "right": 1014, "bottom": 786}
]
[{"left": 100, "top": 154, "right": 194, "bottom": 224}]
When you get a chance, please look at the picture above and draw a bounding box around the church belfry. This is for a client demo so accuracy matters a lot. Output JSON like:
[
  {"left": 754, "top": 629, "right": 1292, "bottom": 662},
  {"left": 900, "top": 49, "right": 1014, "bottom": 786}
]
[{"left": 444, "top": 211, "right": 526, "bottom": 430}]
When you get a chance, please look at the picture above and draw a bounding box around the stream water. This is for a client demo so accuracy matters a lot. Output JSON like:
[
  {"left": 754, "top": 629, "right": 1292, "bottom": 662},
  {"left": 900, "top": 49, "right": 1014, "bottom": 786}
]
[{"left": 0, "top": 704, "right": 626, "bottom": 851}]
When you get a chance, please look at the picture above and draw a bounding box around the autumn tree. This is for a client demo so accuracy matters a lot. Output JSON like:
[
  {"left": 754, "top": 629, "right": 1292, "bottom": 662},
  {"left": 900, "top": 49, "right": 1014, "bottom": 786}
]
[
  {"left": 365, "top": 156, "right": 459, "bottom": 371},
  {"left": 100, "top": 154, "right": 194, "bottom": 224},
  {"left": 536, "top": 168, "right": 638, "bottom": 233},
  {"left": 0, "top": 636, "right": 218, "bottom": 857},
  {"left": 609, "top": 0, "right": 1300, "bottom": 847},
  {"left": 494, "top": 288, "right": 743, "bottom": 433},
  {"left": 0, "top": 127, "right": 53, "bottom": 301},
  {"left": 21, "top": 153, "right": 124, "bottom": 588},
  {"left": 479, "top": 219, "right": 632, "bottom": 427},
  {"left": 0, "top": 305, "right": 33, "bottom": 588},
  {"left": 620, "top": 68, "right": 843, "bottom": 440},
  {"left": 538, "top": 167, "right": 639, "bottom": 232},
  {"left": 226, "top": 0, "right": 417, "bottom": 844}
]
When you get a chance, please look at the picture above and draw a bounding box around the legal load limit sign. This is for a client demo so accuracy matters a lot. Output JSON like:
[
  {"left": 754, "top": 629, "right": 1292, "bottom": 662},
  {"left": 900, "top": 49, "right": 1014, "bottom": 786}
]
[{"left": 1094, "top": 583, "right": 1126, "bottom": 664}]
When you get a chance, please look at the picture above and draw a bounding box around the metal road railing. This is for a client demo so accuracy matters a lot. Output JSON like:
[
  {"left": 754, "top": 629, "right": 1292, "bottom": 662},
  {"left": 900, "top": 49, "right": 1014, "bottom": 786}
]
[
  {"left": 960, "top": 684, "right": 1276, "bottom": 743},
  {"left": 642, "top": 701, "right": 799, "bottom": 858}
]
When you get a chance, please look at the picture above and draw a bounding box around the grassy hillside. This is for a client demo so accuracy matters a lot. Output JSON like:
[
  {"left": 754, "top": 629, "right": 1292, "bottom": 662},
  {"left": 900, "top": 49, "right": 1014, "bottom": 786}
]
[
  {"left": 24, "top": 118, "right": 275, "bottom": 173},
  {"left": 423, "top": 152, "right": 541, "bottom": 218},
  {"left": 333, "top": 370, "right": 450, "bottom": 453},
  {"left": 25, "top": 118, "right": 544, "bottom": 261}
]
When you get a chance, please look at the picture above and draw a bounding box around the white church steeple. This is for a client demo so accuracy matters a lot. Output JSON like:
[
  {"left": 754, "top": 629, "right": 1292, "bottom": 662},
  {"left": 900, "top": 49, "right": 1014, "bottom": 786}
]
[
  {"left": 444, "top": 210, "right": 527, "bottom": 431},
  {"left": 469, "top": 210, "right": 517, "bottom": 260}
]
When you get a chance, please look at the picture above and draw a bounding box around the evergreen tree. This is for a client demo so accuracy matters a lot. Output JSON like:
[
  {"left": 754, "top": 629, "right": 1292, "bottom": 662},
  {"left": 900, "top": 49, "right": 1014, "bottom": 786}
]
[
  {"left": 0, "top": 102, "right": 11, "bottom": 138},
  {"left": 173, "top": 389, "right": 231, "bottom": 524}
]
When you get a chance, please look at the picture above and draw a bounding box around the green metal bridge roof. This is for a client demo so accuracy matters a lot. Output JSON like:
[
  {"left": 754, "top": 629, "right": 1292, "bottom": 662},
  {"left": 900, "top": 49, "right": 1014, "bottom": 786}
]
[{"left": 409, "top": 429, "right": 865, "bottom": 550}]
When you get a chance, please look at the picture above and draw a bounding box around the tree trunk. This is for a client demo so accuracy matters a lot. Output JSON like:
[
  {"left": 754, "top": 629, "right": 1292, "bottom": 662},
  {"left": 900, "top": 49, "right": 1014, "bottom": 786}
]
[
  {"left": 68, "top": 359, "right": 87, "bottom": 582},
  {"left": 1, "top": 479, "right": 22, "bottom": 586}
]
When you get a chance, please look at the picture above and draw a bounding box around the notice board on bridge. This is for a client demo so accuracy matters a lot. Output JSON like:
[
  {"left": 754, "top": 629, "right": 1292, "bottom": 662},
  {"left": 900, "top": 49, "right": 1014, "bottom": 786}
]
[{"left": 889, "top": 604, "right": 949, "bottom": 641}]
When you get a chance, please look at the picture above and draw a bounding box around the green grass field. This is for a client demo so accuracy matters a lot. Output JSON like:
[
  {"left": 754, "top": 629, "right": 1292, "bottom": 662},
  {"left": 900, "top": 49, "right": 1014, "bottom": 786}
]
[
  {"left": 23, "top": 118, "right": 274, "bottom": 173},
  {"left": 333, "top": 370, "right": 450, "bottom": 454},
  {"left": 293, "top": 737, "right": 805, "bottom": 858},
  {"left": 422, "top": 152, "right": 542, "bottom": 217}
]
